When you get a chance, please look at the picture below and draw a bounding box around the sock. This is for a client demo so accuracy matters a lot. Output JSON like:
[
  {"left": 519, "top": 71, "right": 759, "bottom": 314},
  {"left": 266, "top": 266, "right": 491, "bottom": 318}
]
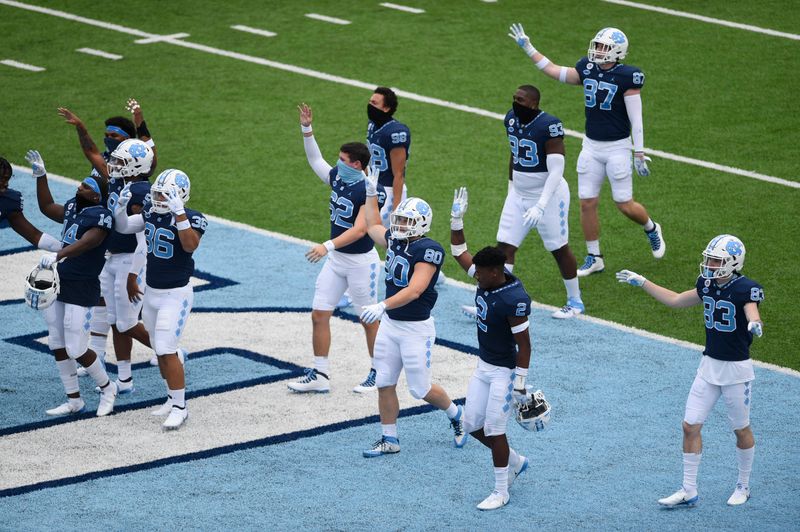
[
  {"left": 586, "top": 240, "right": 601, "bottom": 256},
  {"left": 381, "top": 423, "right": 398, "bottom": 439},
  {"left": 508, "top": 447, "right": 521, "bottom": 469},
  {"left": 56, "top": 359, "right": 80, "bottom": 394},
  {"left": 314, "top": 356, "right": 329, "bottom": 375},
  {"left": 736, "top": 446, "right": 754, "bottom": 488},
  {"left": 643, "top": 218, "right": 655, "bottom": 232},
  {"left": 169, "top": 388, "right": 186, "bottom": 408},
  {"left": 494, "top": 466, "right": 509, "bottom": 496},
  {"left": 504, "top": 263, "right": 514, "bottom": 273},
  {"left": 682, "top": 452, "right": 702, "bottom": 495},
  {"left": 445, "top": 402, "right": 460, "bottom": 419},
  {"left": 563, "top": 277, "right": 581, "bottom": 301},
  {"left": 84, "top": 357, "right": 111, "bottom": 388},
  {"left": 117, "top": 360, "right": 132, "bottom": 382}
]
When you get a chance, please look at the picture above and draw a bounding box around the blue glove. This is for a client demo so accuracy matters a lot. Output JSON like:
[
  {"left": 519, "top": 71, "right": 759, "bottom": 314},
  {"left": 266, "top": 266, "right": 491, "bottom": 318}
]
[{"left": 634, "top": 153, "right": 652, "bottom": 177}]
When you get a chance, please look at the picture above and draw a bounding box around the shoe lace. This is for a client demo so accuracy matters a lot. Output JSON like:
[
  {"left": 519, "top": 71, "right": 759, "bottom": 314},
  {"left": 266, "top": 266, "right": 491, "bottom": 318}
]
[
  {"left": 647, "top": 228, "right": 662, "bottom": 250},
  {"left": 361, "top": 369, "right": 376, "bottom": 387},
  {"left": 579, "top": 255, "right": 595, "bottom": 269},
  {"left": 300, "top": 368, "right": 317, "bottom": 383},
  {"left": 372, "top": 437, "right": 388, "bottom": 450},
  {"left": 450, "top": 417, "right": 464, "bottom": 437}
]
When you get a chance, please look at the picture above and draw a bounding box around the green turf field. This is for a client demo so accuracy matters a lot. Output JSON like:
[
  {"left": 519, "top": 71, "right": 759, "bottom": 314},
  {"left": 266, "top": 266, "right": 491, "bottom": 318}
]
[{"left": 1, "top": 0, "right": 797, "bottom": 370}]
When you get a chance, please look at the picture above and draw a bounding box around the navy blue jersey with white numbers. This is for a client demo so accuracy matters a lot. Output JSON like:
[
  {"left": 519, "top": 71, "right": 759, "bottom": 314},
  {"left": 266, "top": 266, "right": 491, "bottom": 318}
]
[
  {"left": 106, "top": 179, "right": 150, "bottom": 254},
  {"left": 57, "top": 198, "right": 113, "bottom": 307},
  {"left": 695, "top": 275, "right": 764, "bottom": 362},
  {"left": 475, "top": 273, "right": 532, "bottom": 369},
  {"left": 327, "top": 167, "right": 386, "bottom": 254},
  {"left": 384, "top": 230, "right": 443, "bottom": 321},
  {"left": 576, "top": 57, "right": 645, "bottom": 142},
  {"left": 367, "top": 120, "right": 411, "bottom": 187},
  {"left": 0, "top": 188, "right": 23, "bottom": 226},
  {"left": 504, "top": 110, "right": 564, "bottom": 173},
  {"left": 141, "top": 205, "right": 207, "bottom": 289}
]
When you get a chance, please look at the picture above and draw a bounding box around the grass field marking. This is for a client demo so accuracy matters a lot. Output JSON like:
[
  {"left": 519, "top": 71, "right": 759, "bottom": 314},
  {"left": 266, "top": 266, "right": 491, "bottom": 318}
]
[
  {"left": 75, "top": 48, "right": 122, "bottom": 60},
  {"left": 2, "top": 0, "right": 797, "bottom": 189},
  {"left": 134, "top": 32, "right": 190, "bottom": 44},
  {"left": 304, "top": 13, "right": 351, "bottom": 25},
  {"left": 11, "top": 163, "right": 798, "bottom": 379},
  {"left": 0, "top": 59, "right": 45, "bottom": 72},
  {"left": 380, "top": 3, "right": 426, "bottom": 14},
  {"left": 231, "top": 24, "right": 277, "bottom": 38},
  {"left": 603, "top": 0, "right": 800, "bottom": 41}
]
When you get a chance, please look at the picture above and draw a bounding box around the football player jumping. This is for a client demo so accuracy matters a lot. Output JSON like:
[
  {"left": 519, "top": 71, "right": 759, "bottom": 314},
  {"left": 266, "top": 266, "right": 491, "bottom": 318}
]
[
  {"left": 509, "top": 24, "right": 665, "bottom": 277},
  {"left": 290, "top": 103, "right": 386, "bottom": 394},
  {"left": 617, "top": 235, "right": 763, "bottom": 507}
]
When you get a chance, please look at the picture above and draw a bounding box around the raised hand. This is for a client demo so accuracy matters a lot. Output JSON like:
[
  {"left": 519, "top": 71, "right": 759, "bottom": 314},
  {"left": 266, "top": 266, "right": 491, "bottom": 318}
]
[
  {"left": 25, "top": 149, "right": 47, "bottom": 178},
  {"left": 298, "top": 103, "right": 313, "bottom": 127},
  {"left": 508, "top": 23, "right": 536, "bottom": 57}
]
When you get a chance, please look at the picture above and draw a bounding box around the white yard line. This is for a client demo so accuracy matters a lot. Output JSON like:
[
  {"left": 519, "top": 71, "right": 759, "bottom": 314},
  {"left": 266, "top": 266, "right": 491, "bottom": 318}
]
[
  {"left": 134, "top": 32, "right": 189, "bottom": 44},
  {"left": 0, "top": 59, "right": 45, "bottom": 71},
  {"left": 1, "top": 0, "right": 797, "bottom": 190},
  {"left": 75, "top": 47, "right": 122, "bottom": 60},
  {"left": 11, "top": 164, "right": 799, "bottom": 379},
  {"left": 304, "top": 13, "right": 351, "bottom": 25},
  {"left": 602, "top": 0, "right": 800, "bottom": 41},
  {"left": 380, "top": 3, "right": 425, "bottom": 14},
  {"left": 231, "top": 24, "right": 276, "bottom": 38}
]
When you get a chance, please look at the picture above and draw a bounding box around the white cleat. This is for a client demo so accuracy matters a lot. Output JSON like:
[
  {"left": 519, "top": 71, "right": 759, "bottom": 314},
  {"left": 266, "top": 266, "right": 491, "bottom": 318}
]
[
  {"left": 96, "top": 380, "right": 118, "bottom": 417},
  {"left": 149, "top": 355, "right": 158, "bottom": 366},
  {"left": 287, "top": 368, "right": 330, "bottom": 393},
  {"left": 646, "top": 222, "right": 666, "bottom": 259},
  {"left": 362, "top": 436, "right": 400, "bottom": 458},
  {"left": 163, "top": 405, "right": 188, "bottom": 430},
  {"left": 727, "top": 484, "right": 750, "bottom": 506},
  {"left": 551, "top": 298, "right": 585, "bottom": 319},
  {"left": 45, "top": 399, "right": 85, "bottom": 416},
  {"left": 151, "top": 399, "right": 172, "bottom": 416},
  {"left": 451, "top": 405, "right": 468, "bottom": 448},
  {"left": 352, "top": 368, "right": 377, "bottom": 393},
  {"left": 477, "top": 490, "right": 509, "bottom": 511},
  {"left": 577, "top": 254, "right": 604, "bottom": 277},
  {"left": 461, "top": 305, "right": 477, "bottom": 319},
  {"left": 508, "top": 455, "right": 529, "bottom": 488},
  {"left": 658, "top": 488, "right": 698, "bottom": 508}
]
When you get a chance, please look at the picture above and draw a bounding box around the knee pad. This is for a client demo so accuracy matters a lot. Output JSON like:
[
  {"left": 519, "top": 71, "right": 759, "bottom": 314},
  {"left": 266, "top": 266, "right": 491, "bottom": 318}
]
[
  {"left": 90, "top": 305, "right": 109, "bottom": 335},
  {"left": 408, "top": 383, "right": 431, "bottom": 400}
]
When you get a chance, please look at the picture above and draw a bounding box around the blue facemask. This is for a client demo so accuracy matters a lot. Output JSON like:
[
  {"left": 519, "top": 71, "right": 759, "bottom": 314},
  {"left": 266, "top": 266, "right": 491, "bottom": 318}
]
[
  {"left": 336, "top": 160, "right": 364, "bottom": 184},
  {"left": 104, "top": 137, "right": 122, "bottom": 154}
]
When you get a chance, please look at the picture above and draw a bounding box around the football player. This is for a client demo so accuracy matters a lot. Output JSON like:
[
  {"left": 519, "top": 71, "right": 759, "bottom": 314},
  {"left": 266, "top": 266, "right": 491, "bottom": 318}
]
[
  {"left": 289, "top": 103, "right": 385, "bottom": 393},
  {"left": 449, "top": 187, "right": 535, "bottom": 510},
  {"left": 358, "top": 172, "right": 466, "bottom": 457},
  {"left": 26, "top": 150, "right": 118, "bottom": 416},
  {"left": 617, "top": 235, "right": 763, "bottom": 507},
  {"left": 114, "top": 169, "right": 207, "bottom": 430},
  {"left": 509, "top": 24, "right": 665, "bottom": 276},
  {"left": 0, "top": 156, "right": 62, "bottom": 252}
]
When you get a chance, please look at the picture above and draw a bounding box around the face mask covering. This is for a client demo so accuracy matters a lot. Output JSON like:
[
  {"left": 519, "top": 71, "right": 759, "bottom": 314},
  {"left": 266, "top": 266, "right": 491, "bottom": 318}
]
[
  {"left": 512, "top": 101, "right": 539, "bottom": 125},
  {"left": 336, "top": 160, "right": 364, "bottom": 184},
  {"left": 104, "top": 137, "right": 123, "bottom": 153},
  {"left": 367, "top": 104, "right": 392, "bottom": 127}
]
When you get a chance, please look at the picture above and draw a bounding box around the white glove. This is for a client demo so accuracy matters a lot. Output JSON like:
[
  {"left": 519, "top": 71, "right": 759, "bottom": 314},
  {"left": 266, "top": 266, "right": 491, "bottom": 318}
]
[
  {"left": 166, "top": 188, "right": 185, "bottom": 216},
  {"left": 25, "top": 149, "right": 47, "bottom": 178},
  {"left": 508, "top": 23, "right": 536, "bottom": 57},
  {"left": 616, "top": 269, "right": 647, "bottom": 287},
  {"left": 126, "top": 98, "right": 140, "bottom": 113},
  {"left": 360, "top": 301, "right": 386, "bottom": 324},
  {"left": 633, "top": 153, "right": 652, "bottom": 177},
  {"left": 450, "top": 187, "right": 468, "bottom": 230},
  {"left": 40, "top": 253, "right": 58, "bottom": 269},
  {"left": 747, "top": 321, "right": 763, "bottom": 337},
  {"left": 364, "top": 165, "right": 378, "bottom": 197},
  {"left": 523, "top": 204, "right": 545, "bottom": 228},
  {"left": 512, "top": 372, "right": 528, "bottom": 404},
  {"left": 117, "top": 183, "right": 132, "bottom": 212}
]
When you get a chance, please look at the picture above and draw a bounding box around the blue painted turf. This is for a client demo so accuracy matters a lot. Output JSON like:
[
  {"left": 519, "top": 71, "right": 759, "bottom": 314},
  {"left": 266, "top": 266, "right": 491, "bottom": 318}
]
[{"left": 1, "top": 172, "right": 798, "bottom": 530}]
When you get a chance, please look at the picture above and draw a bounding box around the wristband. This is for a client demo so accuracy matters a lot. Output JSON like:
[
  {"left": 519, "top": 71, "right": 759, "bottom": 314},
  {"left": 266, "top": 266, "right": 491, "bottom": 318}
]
[
  {"left": 137, "top": 120, "right": 151, "bottom": 138},
  {"left": 535, "top": 56, "right": 551, "bottom": 70},
  {"left": 558, "top": 66, "right": 568, "bottom": 83},
  {"left": 451, "top": 243, "right": 467, "bottom": 257},
  {"left": 145, "top": 139, "right": 155, "bottom": 148},
  {"left": 176, "top": 219, "right": 190, "bottom": 231},
  {"left": 523, "top": 43, "right": 537, "bottom": 58},
  {"left": 513, "top": 373, "right": 526, "bottom": 392},
  {"left": 450, "top": 218, "right": 464, "bottom": 231},
  {"left": 514, "top": 366, "right": 529, "bottom": 377},
  {"left": 301, "top": 124, "right": 313, "bottom": 134},
  {"left": 323, "top": 240, "right": 335, "bottom": 252}
]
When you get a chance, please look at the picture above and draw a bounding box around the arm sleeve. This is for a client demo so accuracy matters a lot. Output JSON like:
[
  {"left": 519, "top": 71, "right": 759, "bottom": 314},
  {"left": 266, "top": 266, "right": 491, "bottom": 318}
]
[
  {"left": 537, "top": 153, "right": 565, "bottom": 209},
  {"left": 113, "top": 208, "right": 145, "bottom": 234},
  {"left": 624, "top": 93, "right": 645, "bottom": 152},
  {"left": 129, "top": 231, "right": 147, "bottom": 274},
  {"left": 303, "top": 134, "right": 332, "bottom": 184}
]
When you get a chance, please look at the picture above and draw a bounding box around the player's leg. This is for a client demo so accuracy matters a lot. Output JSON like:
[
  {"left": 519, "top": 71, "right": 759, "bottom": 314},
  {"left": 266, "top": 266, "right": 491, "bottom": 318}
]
[
  {"left": 141, "top": 287, "right": 171, "bottom": 415},
  {"left": 109, "top": 255, "right": 142, "bottom": 393},
  {"left": 348, "top": 257, "right": 380, "bottom": 392},
  {"left": 364, "top": 320, "right": 403, "bottom": 457},
  {"left": 44, "top": 302, "right": 86, "bottom": 415},
  {"left": 722, "top": 381, "right": 754, "bottom": 505},
  {"left": 576, "top": 147, "right": 606, "bottom": 276}
]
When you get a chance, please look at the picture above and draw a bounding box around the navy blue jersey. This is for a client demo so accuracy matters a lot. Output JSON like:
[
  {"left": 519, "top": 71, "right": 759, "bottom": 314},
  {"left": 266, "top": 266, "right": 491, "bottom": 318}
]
[
  {"left": 327, "top": 167, "right": 386, "bottom": 254},
  {"left": 105, "top": 179, "right": 150, "bottom": 254},
  {"left": 576, "top": 57, "right": 644, "bottom": 142},
  {"left": 384, "top": 230, "right": 443, "bottom": 321},
  {"left": 142, "top": 205, "right": 207, "bottom": 289},
  {"left": 695, "top": 275, "right": 764, "bottom": 362},
  {"left": 56, "top": 199, "right": 112, "bottom": 307},
  {"left": 366, "top": 120, "right": 411, "bottom": 187},
  {"left": 0, "top": 188, "right": 23, "bottom": 226},
  {"left": 475, "top": 273, "right": 532, "bottom": 369},
  {"left": 504, "top": 110, "right": 564, "bottom": 173}
]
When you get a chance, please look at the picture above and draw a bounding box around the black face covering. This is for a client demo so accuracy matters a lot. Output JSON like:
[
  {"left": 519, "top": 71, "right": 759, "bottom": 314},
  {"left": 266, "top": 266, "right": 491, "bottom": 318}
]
[
  {"left": 367, "top": 104, "right": 392, "bottom": 127},
  {"left": 76, "top": 195, "right": 95, "bottom": 212},
  {"left": 512, "top": 101, "right": 539, "bottom": 125}
]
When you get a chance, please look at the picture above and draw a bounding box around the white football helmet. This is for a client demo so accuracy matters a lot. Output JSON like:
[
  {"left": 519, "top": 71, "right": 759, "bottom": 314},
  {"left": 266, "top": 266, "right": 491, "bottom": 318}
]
[
  {"left": 390, "top": 197, "right": 432, "bottom": 240},
  {"left": 588, "top": 27, "right": 628, "bottom": 64},
  {"left": 515, "top": 387, "right": 551, "bottom": 432},
  {"left": 25, "top": 263, "right": 60, "bottom": 310},
  {"left": 107, "top": 139, "right": 154, "bottom": 179},
  {"left": 150, "top": 168, "right": 190, "bottom": 214},
  {"left": 700, "top": 234, "right": 745, "bottom": 279}
]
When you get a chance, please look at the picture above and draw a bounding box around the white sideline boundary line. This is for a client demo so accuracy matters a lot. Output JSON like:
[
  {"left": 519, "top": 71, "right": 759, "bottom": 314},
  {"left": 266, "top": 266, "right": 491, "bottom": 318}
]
[
  {"left": 380, "top": 3, "right": 425, "bottom": 14},
  {"left": 304, "top": 13, "right": 350, "bottom": 25},
  {"left": 602, "top": 0, "right": 800, "bottom": 41},
  {"left": 1, "top": 0, "right": 798, "bottom": 188},
  {"left": 75, "top": 47, "right": 122, "bottom": 60},
  {"left": 231, "top": 24, "right": 276, "bottom": 38},
  {"left": 9, "top": 163, "right": 799, "bottom": 379},
  {"left": 0, "top": 59, "right": 45, "bottom": 71}
]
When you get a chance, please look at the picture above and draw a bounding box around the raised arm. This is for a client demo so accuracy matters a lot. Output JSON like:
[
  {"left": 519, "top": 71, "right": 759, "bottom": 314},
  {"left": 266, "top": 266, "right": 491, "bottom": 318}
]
[
  {"left": 298, "top": 103, "right": 332, "bottom": 183},
  {"left": 112, "top": 185, "right": 145, "bottom": 233},
  {"left": 616, "top": 270, "right": 701, "bottom": 308},
  {"left": 57, "top": 107, "right": 109, "bottom": 178},
  {"left": 363, "top": 167, "right": 388, "bottom": 248},
  {"left": 126, "top": 98, "right": 158, "bottom": 174},
  {"left": 508, "top": 23, "right": 581, "bottom": 85},
  {"left": 449, "top": 187, "right": 473, "bottom": 274},
  {"left": 26, "top": 150, "right": 64, "bottom": 222}
]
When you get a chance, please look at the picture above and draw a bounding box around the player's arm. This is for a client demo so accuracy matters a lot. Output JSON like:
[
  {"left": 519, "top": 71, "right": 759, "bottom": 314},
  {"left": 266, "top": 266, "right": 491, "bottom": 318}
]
[
  {"left": 616, "top": 270, "right": 701, "bottom": 308},
  {"left": 298, "top": 103, "right": 332, "bottom": 183},
  {"left": 165, "top": 191, "right": 202, "bottom": 253},
  {"left": 6, "top": 211, "right": 61, "bottom": 250},
  {"left": 112, "top": 185, "right": 145, "bottom": 234},
  {"left": 623, "top": 88, "right": 651, "bottom": 176},
  {"left": 508, "top": 23, "right": 581, "bottom": 85},
  {"left": 57, "top": 107, "right": 109, "bottom": 178},
  {"left": 389, "top": 147, "right": 406, "bottom": 211},
  {"left": 26, "top": 150, "right": 64, "bottom": 222},
  {"left": 127, "top": 98, "right": 158, "bottom": 174},
  {"left": 509, "top": 314, "right": 532, "bottom": 395},
  {"left": 449, "top": 187, "right": 473, "bottom": 273},
  {"left": 363, "top": 168, "right": 388, "bottom": 248},
  {"left": 126, "top": 201, "right": 147, "bottom": 302},
  {"left": 523, "top": 135, "right": 565, "bottom": 229},
  {"left": 306, "top": 208, "right": 369, "bottom": 263},
  {"left": 744, "top": 302, "right": 764, "bottom": 337},
  {"left": 56, "top": 227, "right": 107, "bottom": 260},
  {"left": 384, "top": 262, "right": 436, "bottom": 309}
]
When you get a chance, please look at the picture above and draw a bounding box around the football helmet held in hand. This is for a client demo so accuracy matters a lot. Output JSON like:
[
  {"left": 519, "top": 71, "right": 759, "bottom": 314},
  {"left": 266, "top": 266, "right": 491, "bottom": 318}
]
[
  {"left": 515, "top": 386, "right": 551, "bottom": 432},
  {"left": 25, "top": 263, "right": 60, "bottom": 310}
]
